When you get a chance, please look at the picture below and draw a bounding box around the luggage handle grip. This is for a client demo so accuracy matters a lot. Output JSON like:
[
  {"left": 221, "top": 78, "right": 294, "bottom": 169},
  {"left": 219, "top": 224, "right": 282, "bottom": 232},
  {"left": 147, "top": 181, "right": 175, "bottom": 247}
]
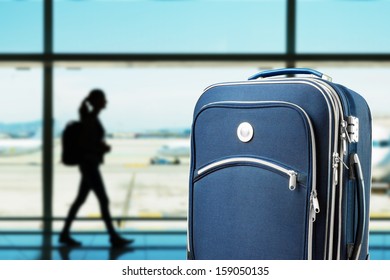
[
  {"left": 248, "top": 68, "right": 332, "bottom": 81},
  {"left": 349, "top": 153, "right": 366, "bottom": 260}
]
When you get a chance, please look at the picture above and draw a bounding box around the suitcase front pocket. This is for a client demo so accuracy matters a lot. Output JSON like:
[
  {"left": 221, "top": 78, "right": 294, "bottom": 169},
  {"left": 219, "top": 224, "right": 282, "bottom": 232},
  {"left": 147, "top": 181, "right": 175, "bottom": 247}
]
[
  {"left": 190, "top": 101, "right": 319, "bottom": 259},
  {"left": 192, "top": 158, "right": 310, "bottom": 260}
]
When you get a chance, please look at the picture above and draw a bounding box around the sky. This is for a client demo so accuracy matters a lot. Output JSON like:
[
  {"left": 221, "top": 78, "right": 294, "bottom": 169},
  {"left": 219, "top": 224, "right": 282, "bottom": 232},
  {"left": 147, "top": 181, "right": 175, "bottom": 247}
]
[
  {"left": 1, "top": 0, "right": 390, "bottom": 53},
  {"left": 0, "top": 0, "right": 390, "bottom": 133}
]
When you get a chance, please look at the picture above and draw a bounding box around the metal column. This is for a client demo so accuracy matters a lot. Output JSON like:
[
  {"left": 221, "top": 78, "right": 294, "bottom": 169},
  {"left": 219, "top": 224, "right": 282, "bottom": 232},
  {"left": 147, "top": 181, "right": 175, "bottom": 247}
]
[
  {"left": 42, "top": 0, "right": 53, "bottom": 260},
  {"left": 286, "top": 0, "right": 296, "bottom": 69}
]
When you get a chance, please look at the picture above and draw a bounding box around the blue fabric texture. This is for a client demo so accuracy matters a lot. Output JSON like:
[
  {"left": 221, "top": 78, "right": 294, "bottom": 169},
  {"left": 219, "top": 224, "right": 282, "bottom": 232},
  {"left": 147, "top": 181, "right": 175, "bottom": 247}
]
[{"left": 189, "top": 72, "right": 371, "bottom": 260}]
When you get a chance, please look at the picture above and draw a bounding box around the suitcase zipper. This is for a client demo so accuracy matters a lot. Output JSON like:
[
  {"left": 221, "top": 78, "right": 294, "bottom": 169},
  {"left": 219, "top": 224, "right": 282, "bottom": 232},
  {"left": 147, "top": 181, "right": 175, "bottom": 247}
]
[
  {"left": 311, "top": 79, "right": 346, "bottom": 260},
  {"left": 196, "top": 157, "right": 299, "bottom": 191}
]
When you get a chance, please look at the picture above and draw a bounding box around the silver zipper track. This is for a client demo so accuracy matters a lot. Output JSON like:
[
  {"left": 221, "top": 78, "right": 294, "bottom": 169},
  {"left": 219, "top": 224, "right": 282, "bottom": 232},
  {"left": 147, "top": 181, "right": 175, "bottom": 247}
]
[
  {"left": 306, "top": 80, "right": 340, "bottom": 260},
  {"left": 198, "top": 157, "right": 293, "bottom": 175},
  {"left": 197, "top": 157, "right": 298, "bottom": 191},
  {"left": 312, "top": 79, "right": 346, "bottom": 260}
]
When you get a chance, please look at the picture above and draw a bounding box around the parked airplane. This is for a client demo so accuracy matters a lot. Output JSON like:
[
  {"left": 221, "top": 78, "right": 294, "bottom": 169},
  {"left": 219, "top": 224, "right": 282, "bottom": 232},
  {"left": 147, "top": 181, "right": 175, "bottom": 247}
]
[
  {"left": 0, "top": 129, "right": 41, "bottom": 156},
  {"left": 150, "top": 140, "right": 190, "bottom": 165},
  {"left": 372, "top": 124, "right": 390, "bottom": 183}
]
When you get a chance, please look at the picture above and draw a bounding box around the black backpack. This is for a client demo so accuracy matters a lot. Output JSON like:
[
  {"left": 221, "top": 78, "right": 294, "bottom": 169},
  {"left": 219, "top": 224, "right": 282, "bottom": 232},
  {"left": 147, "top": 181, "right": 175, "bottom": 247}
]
[{"left": 61, "top": 121, "right": 82, "bottom": 166}]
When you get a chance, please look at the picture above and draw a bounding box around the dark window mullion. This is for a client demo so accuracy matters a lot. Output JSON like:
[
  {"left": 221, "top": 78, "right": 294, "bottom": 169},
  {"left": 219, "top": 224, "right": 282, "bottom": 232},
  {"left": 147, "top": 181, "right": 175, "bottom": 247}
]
[
  {"left": 287, "top": 0, "right": 296, "bottom": 69},
  {"left": 42, "top": 0, "right": 53, "bottom": 260}
]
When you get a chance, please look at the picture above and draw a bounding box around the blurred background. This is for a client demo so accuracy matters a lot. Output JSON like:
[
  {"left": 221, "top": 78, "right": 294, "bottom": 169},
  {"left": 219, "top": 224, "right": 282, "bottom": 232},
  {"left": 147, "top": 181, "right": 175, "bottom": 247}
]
[{"left": 0, "top": 0, "right": 390, "bottom": 260}]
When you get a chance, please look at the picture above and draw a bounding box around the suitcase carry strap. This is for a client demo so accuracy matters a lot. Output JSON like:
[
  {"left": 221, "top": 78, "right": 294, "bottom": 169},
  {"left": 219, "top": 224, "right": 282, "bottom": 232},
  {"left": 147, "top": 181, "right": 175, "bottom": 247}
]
[
  {"left": 349, "top": 153, "right": 366, "bottom": 260},
  {"left": 248, "top": 68, "right": 332, "bottom": 82}
]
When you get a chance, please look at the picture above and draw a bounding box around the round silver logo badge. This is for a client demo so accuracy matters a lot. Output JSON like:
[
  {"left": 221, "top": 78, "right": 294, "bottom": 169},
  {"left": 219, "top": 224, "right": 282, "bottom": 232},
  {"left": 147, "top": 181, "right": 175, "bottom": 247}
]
[{"left": 237, "top": 122, "right": 254, "bottom": 143}]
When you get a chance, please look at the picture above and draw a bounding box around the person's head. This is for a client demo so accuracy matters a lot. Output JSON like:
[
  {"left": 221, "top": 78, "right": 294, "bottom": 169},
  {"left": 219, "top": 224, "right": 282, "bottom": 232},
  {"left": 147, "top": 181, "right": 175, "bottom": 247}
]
[{"left": 87, "top": 89, "right": 107, "bottom": 111}]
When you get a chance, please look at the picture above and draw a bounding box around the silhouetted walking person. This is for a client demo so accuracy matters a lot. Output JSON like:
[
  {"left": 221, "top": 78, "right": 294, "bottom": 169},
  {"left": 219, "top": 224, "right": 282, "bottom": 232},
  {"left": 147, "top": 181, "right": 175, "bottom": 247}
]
[{"left": 60, "top": 89, "right": 133, "bottom": 247}]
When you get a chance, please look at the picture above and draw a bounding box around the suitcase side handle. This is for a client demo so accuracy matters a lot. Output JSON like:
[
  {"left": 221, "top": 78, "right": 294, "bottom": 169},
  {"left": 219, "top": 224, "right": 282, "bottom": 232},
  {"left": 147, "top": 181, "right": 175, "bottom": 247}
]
[
  {"left": 248, "top": 68, "right": 332, "bottom": 81},
  {"left": 350, "top": 153, "right": 366, "bottom": 260}
]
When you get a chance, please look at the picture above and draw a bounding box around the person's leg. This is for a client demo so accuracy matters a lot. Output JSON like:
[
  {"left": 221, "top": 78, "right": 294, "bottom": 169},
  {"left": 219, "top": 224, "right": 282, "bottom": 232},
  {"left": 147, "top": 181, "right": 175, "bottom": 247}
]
[
  {"left": 88, "top": 164, "right": 133, "bottom": 246},
  {"left": 87, "top": 164, "right": 117, "bottom": 236},
  {"left": 60, "top": 167, "right": 90, "bottom": 245}
]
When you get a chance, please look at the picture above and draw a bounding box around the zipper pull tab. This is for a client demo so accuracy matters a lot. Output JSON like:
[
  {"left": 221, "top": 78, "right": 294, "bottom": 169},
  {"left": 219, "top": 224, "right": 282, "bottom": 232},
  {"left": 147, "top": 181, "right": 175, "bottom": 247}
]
[
  {"left": 333, "top": 168, "right": 339, "bottom": 185},
  {"left": 341, "top": 120, "right": 352, "bottom": 143},
  {"left": 310, "top": 191, "right": 320, "bottom": 222},
  {"left": 332, "top": 153, "right": 339, "bottom": 185},
  {"left": 313, "top": 196, "right": 320, "bottom": 214},
  {"left": 334, "top": 152, "right": 349, "bottom": 170},
  {"left": 288, "top": 170, "right": 297, "bottom": 191},
  {"left": 340, "top": 121, "right": 347, "bottom": 155},
  {"left": 342, "top": 135, "right": 347, "bottom": 156}
]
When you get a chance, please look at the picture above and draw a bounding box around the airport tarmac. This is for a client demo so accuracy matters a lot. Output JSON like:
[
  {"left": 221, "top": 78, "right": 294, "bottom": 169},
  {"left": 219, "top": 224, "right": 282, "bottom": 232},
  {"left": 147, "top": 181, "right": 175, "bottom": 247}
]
[
  {"left": 1, "top": 137, "right": 390, "bottom": 231},
  {"left": 0, "top": 138, "right": 189, "bottom": 230}
]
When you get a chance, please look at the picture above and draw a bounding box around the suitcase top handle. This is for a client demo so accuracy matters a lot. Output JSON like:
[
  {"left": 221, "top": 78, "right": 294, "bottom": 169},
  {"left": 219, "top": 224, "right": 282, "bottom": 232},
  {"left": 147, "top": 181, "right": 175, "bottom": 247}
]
[{"left": 248, "top": 68, "right": 332, "bottom": 82}]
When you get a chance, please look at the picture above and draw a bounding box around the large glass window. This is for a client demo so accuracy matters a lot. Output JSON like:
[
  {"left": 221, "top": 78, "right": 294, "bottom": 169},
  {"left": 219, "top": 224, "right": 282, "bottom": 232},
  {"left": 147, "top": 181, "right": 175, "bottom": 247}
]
[
  {"left": 297, "top": 0, "right": 390, "bottom": 53},
  {"left": 0, "top": 0, "right": 43, "bottom": 53},
  {"left": 53, "top": 64, "right": 276, "bottom": 230},
  {"left": 54, "top": 0, "right": 286, "bottom": 53},
  {"left": 0, "top": 65, "right": 43, "bottom": 228},
  {"left": 1, "top": 0, "right": 390, "bottom": 260}
]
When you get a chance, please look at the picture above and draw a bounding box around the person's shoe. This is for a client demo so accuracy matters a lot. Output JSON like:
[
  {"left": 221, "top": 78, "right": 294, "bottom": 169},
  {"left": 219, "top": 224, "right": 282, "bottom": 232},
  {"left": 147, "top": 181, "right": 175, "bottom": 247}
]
[
  {"left": 110, "top": 236, "right": 134, "bottom": 248},
  {"left": 59, "top": 234, "right": 82, "bottom": 247}
]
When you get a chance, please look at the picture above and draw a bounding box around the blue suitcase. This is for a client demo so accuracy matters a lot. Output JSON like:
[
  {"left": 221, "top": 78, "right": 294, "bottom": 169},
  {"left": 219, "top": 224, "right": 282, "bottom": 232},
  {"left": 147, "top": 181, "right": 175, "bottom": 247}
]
[{"left": 188, "top": 68, "right": 371, "bottom": 260}]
